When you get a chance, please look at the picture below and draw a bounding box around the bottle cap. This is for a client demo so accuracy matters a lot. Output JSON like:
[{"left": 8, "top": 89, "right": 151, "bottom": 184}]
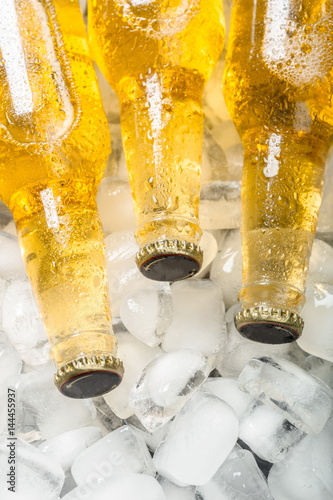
[
  {"left": 136, "top": 239, "right": 203, "bottom": 281},
  {"left": 54, "top": 355, "right": 124, "bottom": 399},
  {"left": 235, "top": 306, "right": 304, "bottom": 344}
]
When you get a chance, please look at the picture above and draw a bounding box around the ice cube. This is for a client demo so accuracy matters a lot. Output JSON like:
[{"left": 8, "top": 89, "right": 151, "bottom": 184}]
[
  {"left": 129, "top": 349, "right": 213, "bottom": 433},
  {"left": 239, "top": 400, "right": 305, "bottom": 463},
  {"left": 2, "top": 277, "right": 49, "bottom": 365},
  {"left": 0, "top": 231, "right": 26, "bottom": 279},
  {"left": 38, "top": 426, "right": 103, "bottom": 471},
  {"left": 103, "top": 327, "right": 161, "bottom": 419},
  {"left": 14, "top": 364, "right": 97, "bottom": 440},
  {"left": 162, "top": 280, "right": 226, "bottom": 357},
  {"left": 0, "top": 437, "right": 64, "bottom": 499},
  {"left": 202, "top": 377, "right": 253, "bottom": 418},
  {"left": 105, "top": 230, "right": 152, "bottom": 316},
  {"left": 158, "top": 475, "right": 196, "bottom": 499},
  {"left": 238, "top": 357, "right": 333, "bottom": 434},
  {"left": 153, "top": 392, "right": 238, "bottom": 486},
  {"left": 71, "top": 425, "right": 155, "bottom": 486},
  {"left": 297, "top": 283, "right": 333, "bottom": 362},
  {"left": 97, "top": 177, "right": 135, "bottom": 235},
  {"left": 62, "top": 473, "right": 166, "bottom": 500},
  {"left": 120, "top": 283, "right": 173, "bottom": 347},
  {"left": 196, "top": 445, "right": 273, "bottom": 500},
  {"left": 267, "top": 418, "right": 333, "bottom": 499},
  {"left": 210, "top": 229, "right": 242, "bottom": 309}
]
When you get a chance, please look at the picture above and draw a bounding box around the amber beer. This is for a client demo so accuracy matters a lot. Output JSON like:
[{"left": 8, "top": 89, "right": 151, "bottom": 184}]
[
  {"left": 0, "top": 0, "right": 123, "bottom": 397},
  {"left": 88, "top": 0, "right": 225, "bottom": 281},
  {"left": 223, "top": 0, "right": 333, "bottom": 342}
]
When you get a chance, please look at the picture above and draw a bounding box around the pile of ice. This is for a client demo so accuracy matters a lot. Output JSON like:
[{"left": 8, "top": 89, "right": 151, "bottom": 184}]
[{"left": 0, "top": 223, "right": 332, "bottom": 500}]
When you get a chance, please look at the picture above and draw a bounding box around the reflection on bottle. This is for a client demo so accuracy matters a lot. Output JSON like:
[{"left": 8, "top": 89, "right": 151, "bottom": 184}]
[
  {"left": 223, "top": 0, "right": 333, "bottom": 343},
  {"left": 89, "top": 0, "right": 225, "bottom": 281},
  {"left": 0, "top": 0, "right": 123, "bottom": 397}
]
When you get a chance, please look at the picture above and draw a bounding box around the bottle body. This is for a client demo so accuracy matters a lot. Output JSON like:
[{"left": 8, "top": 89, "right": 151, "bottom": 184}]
[
  {"left": 0, "top": 0, "right": 123, "bottom": 396},
  {"left": 88, "top": 0, "right": 225, "bottom": 281},
  {"left": 223, "top": 0, "right": 333, "bottom": 342}
]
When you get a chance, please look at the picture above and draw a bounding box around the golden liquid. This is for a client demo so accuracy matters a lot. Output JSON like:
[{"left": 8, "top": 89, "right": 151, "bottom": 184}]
[
  {"left": 88, "top": 0, "right": 225, "bottom": 247},
  {"left": 223, "top": 0, "right": 333, "bottom": 312},
  {"left": 0, "top": 0, "right": 116, "bottom": 366}
]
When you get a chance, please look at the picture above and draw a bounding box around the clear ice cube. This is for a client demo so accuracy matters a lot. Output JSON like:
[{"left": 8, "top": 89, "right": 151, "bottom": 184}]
[
  {"left": 196, "top": 445, "right": 273, "bottom": 500},
  {"left": 238, "top": 357, "right": 333, "bottom": 434},
  {"left": 129, "top": 349, "right": 213, "bottom": 433},
  {"left": 239, "top": 400, "right": 305, "bottom": 463}
]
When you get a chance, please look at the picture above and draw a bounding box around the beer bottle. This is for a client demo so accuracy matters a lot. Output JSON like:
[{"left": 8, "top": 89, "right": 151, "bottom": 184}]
[
  {"left": 223, "top": 0, "right": 333, "bottom": 343},
  {"left": 0, "top": 0, "right": 123, "bottom": 397},
  {"left": 88, "top": 0, "right": 225, "bottom": 281}
]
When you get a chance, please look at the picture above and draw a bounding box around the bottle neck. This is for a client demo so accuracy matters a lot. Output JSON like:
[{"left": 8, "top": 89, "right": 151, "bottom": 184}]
[
  {"left": 12, "top": 180, "right": 118, "bottom": 368},
  {"left": 118, "top": 69, "right": 205, "bottom": 249},
  {"left": 239, "top": 129, "right": 328, "bottom": 313}
]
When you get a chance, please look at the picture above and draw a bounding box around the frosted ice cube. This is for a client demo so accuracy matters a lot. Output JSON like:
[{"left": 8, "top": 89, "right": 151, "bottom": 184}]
[
  {"left": 238, "top": 357, "right": 333, "bottom": 434},
  {"left": 158, "top": 476, "right": 196, "bottom": 499},
  {"left": 120, "top": 283, "right": 173, "bottom": 347},
  {"left": 97, "top": 177, "right": 135, "bottom": 235},
  {"left": 2, "top": 277, "right": 49, "bottom": 365},
  {"left": 38, "top": 426, "right": 103, "bottom": 471},
  {"left": 0, "top": 437, "right": 64, "bottom": 499},
  {"left": 297, "top": 283, "right": 333, "bottom": 362},
  {"left": 308, "top": 238, "right": 333, "bottom": 285},
  {"left": 153, "top": 392, "right": 238, "bottom": 486},
  {"left": 103, "top": 328, "right": 161, "bottom": 419},
  {"left": 129, "top": 349, "right": 213, "bottom": 433},
  {"left": 202, "top": 377, "right": 253, "bottom": 418},
  {"left": 162, "top": 280, "right": 226, "bottom": 357},
  {"left": 196, "top": 445, "right": 273, "bottom": 500},
  {"left": 14, "top": 364, "right": 97, "bottom": 440},
  {"left": 268, "top": 418, "right": 333, "bottom": 499},
  {"left": 216, "top": 305, "right": 299, "bottom": 378},
  {"left": 62, "top": 473, "right": 166, "bottom": 500},
  {"left": 210, "top": 229, "right": 242, "bottom": 309},
  {"left": 71, "top": 425, "right": 155, "bottom": 486},
  {"left": 0, "top": 231, "right": 26, "bottom": 278},
  {"left": 239, "top": 400, "right": 305, "bottom": 463},
  {"left": 105, "top": 230, "right": 152, "bottom": 316}
]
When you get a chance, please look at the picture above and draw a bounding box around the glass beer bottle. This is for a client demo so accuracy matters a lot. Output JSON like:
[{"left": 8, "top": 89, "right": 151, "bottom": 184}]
[
  {"left": 88, "top": 0, "right": 225, "bottom": 281},
  {"left": 0, "top": 0, "right": 123, "bottom": 397},
  {"left": 223, "top": 0, "right": 333, "bottom": 343}
]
